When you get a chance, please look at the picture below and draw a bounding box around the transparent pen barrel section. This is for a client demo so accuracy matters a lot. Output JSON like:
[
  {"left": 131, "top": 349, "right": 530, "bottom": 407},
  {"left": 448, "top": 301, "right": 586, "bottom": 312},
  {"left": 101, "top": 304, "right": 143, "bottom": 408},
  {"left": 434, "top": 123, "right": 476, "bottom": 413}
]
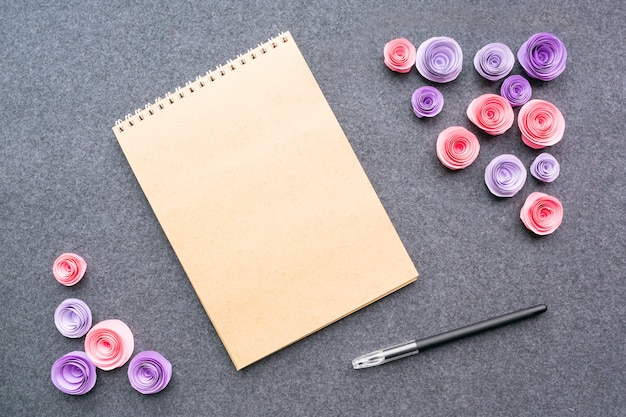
[{"left": 352, "top": 341, "right": 419, "bottom": 369}]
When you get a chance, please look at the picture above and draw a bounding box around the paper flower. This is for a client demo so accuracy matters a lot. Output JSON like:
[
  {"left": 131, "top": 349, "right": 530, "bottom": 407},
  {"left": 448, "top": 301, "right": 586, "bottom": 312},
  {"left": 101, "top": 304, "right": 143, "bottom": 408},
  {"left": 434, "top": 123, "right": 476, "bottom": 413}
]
[
  {"left": 500, "top": 75, "right": 532, "bottom": 107},
  {"left": 51, "top": 351, "right": 97, "bottom": 395},
  {"left": 411, "top": 86, "right": 444, "bottom": 118},
  {"left": 473, "top": 42, "right": 514, "bottom": 81},
  {"left": 520, "top": 192, "right": 563, "bottom": 235},
  {"left": 53, "top": 253, "right": 87, "bottom": 286},
  {"left": 530, "top": 153, "right": 560, "bottom": 182},
  {"left": 383, "top": 38, "right": 416, "bottom": 73},
  {"left": 415, "top": 37, "right": 463, "bottom": 83},
  {"left": 518, "top": 99, "right": 565, "bottom": 149},
  {"left": 436, "top": 126, "right": 480, "bottom": 170},
  {"left": 128, "top": 351, "right": 173, "bottom": 394},
  {"left": 466, "top": 94, "right": 514, "bottom": 135},
  {"left": 54, "top": 298, "right": 92, "bottom": 338},
  {"left": 85, "top": 319, "right": 134, "bottom": 370},
  {"left": 517, "top": 32, "right": 567, "bottom": 81},
  {"left": 484, "top": 154, "right": 527, "bottom": 197}
]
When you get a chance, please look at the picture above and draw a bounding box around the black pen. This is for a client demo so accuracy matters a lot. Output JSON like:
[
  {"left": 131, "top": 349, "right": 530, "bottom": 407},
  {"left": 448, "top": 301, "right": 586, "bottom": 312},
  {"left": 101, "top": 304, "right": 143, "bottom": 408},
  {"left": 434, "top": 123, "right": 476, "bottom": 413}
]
[{"left": 352, "top": 304, "right": 547, "bottom": 369}]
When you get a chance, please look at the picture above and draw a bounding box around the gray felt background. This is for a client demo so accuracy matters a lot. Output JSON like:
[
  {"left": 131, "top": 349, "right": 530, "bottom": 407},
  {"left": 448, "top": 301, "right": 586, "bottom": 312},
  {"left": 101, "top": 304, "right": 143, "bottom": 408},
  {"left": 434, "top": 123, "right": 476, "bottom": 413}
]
[{"left": 1, "top": 1, "right": 624, "bottom": 416}]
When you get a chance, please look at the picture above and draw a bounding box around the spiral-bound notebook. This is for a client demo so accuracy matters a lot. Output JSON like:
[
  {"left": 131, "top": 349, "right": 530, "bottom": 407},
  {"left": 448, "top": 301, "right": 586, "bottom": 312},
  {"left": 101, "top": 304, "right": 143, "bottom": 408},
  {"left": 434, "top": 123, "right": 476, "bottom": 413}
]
[{"left": 113, "top": 31, "right": 417, "bottom": 370}]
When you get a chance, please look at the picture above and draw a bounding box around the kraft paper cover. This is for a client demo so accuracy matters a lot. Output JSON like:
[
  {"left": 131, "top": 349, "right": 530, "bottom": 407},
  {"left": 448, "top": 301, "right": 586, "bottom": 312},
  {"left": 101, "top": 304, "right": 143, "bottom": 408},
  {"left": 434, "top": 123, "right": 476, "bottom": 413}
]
[{"left": 113, "top": 32, "right": 418, "bottom": 370}]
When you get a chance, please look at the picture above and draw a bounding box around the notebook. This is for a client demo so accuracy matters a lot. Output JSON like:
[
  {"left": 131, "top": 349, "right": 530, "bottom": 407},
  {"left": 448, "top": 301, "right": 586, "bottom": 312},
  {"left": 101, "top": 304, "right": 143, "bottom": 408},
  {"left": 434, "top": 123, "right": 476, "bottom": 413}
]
[{"left": 112, "top": 31, "right": 418, "bottom": 370}]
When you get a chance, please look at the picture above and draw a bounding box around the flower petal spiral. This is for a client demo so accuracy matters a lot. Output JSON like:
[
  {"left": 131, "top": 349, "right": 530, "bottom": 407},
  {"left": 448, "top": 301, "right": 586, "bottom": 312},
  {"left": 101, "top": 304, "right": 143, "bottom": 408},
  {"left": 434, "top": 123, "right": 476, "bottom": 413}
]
[
  {"left": 383, "top": 38, "right": 416, "bottom": 73},
  {"left": 54, "top": 298, "right": 92, "bottom": 338},
  {"left": 530, "top": 153, "right": 560, "bottom": 182},
  {"left": 473, "top": 42, "right": 515, "bottom": 81},
  {"left": 436, "top": 126, "right": 480, "bottom": 170},
  {"left": 484, "top": 154, "right": 527, "bottom": 197},
  {"left": 51, "top": 351, "right": 97, "bottom": 395},
  {"left": 53, "top": 253, "right": 87, "bottom": 286},
  {"left": 520, "top": 192, "right": 563, "bottom": 235},
  {"left": 85, "top": 319, "right": 134, "bottom": 370},
  {"left": 411, "top": 86, "right": 444, "bottom": 118},
  {"left": 500, "top": 75, "right": 532, "bottom": 107},
  {"left": 466, "top": 94, "right": 514, "bottom": 135},
  {"left": 128, "top": 351, "right": 173, "bottom": 394},
  {"left": 415, "top": 37, "right": 463, "bottom": 83},
  {"left": 518, "top": 99, "right": 565, "bottom": 149},
  {"left": 517, "top": 32, "right": 567, "bottom": 81}
]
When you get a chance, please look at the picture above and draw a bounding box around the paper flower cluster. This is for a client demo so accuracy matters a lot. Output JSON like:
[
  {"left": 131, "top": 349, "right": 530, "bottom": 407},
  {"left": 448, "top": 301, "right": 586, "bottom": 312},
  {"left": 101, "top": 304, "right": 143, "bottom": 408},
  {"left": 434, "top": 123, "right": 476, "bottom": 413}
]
[
  {"left": 412, "top": 86, "right": 444, "bottom": 118},
  {"left": 54, "top": 298, "right": 92, "bottom": 338},
  {"left": 128, "top": 351, "right": 173, "bottom": 394},
  {"left": 520, "top": 192, "right": 563, "bottom": 235},
  {"left": 51, "top": 351, "right": 97, "bottom": 395},
  {"left": 436, "top": 126, "right": 480, "bottom": 170},
  {"left": 53, "top": 253, "right": 87, "bottom": 286},
  {"left": 50, "top": 254, "right": 172, "bottom": 395},
  {"left": 383, "top": 38, "right": 416, "bottom": 73},
  {"left": 415, "top": 37, "right": 463, "bottom": 83},
  {"left": 518, "top": 99, "right": 565, "bottom": 149},
  {"left": 466, "top": 94, "right": 514, "bottom": 135},
  {"left": 473, "top": 43, "right": 515, "bottom": 81},
  {"left": 383, "top": 32, "right": 567, "bottom": 234},
  {"left": 484, "top": 154, "right": 527, "bottom": 197},
  {"left": 530, "top": 153, "right": 560, "bottom": 182},
  {"left": 500, "top": 75, "right": 532, "bottom": 107},
  {"left": 517, "top": 33, "right": 567, "bottom": 81}
]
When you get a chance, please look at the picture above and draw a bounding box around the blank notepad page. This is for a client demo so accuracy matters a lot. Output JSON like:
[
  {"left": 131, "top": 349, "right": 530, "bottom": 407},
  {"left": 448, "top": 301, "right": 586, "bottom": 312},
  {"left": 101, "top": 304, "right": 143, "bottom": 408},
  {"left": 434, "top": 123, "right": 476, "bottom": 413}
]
[{"left": 113, "top": 32, "right": 418, "bottom": 370}]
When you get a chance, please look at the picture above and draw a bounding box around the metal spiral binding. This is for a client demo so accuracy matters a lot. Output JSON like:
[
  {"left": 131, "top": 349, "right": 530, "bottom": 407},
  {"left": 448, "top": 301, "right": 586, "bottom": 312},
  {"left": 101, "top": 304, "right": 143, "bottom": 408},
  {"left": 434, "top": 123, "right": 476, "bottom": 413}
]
[{"left": 114, "top": 32, "right": 291, "bottom": 133}]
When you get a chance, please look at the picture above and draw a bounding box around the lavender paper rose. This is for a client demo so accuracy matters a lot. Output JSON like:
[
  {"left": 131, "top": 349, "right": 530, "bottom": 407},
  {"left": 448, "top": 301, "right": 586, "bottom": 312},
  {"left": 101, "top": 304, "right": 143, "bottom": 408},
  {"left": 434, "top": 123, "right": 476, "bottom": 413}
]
[
  {"left": 485, "top": 154, "right": 527, "bottom": 197},
  {"left": 415, "top": 37, "right": 463, "bottom": 83},
  {"left": 54, "top": 298, "right": 92, "bottom": 338},
  {"left": 530, "top": 153, "right": 560, "bottom": 182},
  {"left": 473, "top": 42, "right": 514, "bottom": 81}
]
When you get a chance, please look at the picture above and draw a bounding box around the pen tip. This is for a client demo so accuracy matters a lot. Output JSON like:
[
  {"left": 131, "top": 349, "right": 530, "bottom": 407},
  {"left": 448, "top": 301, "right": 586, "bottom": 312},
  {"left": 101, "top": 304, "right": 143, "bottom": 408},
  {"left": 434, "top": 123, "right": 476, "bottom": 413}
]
[{"left": 352, "top": 350, "right": 385, "bottom": 369}]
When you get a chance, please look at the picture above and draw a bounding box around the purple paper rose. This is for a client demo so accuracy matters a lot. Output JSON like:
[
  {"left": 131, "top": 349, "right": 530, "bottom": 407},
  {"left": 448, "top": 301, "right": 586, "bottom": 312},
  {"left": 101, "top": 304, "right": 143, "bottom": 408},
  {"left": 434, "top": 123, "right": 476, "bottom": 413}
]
[
  {"left": 411, "top": 86, "right": 444, "bottom": 118},
  {"left": 127, "top": 351, "right": 172, "bottom": 394},
  {"left": 517, "top": 33, "right": 567, "bottom": 81},
  {"left": 51, "top": 351, "right": 97, "bottom": 395},
  {"left": 500, "top": 75, "right": 532, "bottom": 107}
]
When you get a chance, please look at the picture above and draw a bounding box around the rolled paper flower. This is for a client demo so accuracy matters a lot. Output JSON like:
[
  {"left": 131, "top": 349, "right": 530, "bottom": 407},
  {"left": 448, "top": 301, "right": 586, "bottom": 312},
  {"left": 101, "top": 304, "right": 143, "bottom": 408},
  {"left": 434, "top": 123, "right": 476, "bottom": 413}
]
[
  {"left": 85, "top": 319, "right": 134, "bottom": 370},
  {"left": 54, "top": 298, "right": 92, "bottom": 338},
  {"left": 518, "top": 99, "right": 565, "bottom": 149},
  {"left": 411, "top": 86, "right": 444, "bottom": 118},
  {"left": 466, "top": 94, "right": 514, "bottom": 135},
  {"left": 473, "top": 42, "right": 515, "bottom": 81},
  {"left": 51, "top": 351, "right": 97, "bottom": 395},
  {"left": 53, "top": 253, "right": 87, "bottom": 286},
  {"left": 383, "top": 38, "right": 416, "bottom": 73},
  {"left": 436, "top": 126, "right": 480, "bottom": 170},
  {"left": 530, "top": 153, "right": 560, "bottom": 182},
  {"left": 517, "top": 32, "right": 567, "bottom": 81},
  {"left": 500, "top": 75, "right": 532, "bottom": 107},
  {"left": 415, "top": 37, "right": 463, "bottom": 83},
  {"left": 128, "top": 351, "right": 173, "bottom": 394},
  {"left": 484, "top": 154, "right": 527, "bottom": 197},
  {"left": 520, "top": 192, "right": 563, "bottom": 235}
]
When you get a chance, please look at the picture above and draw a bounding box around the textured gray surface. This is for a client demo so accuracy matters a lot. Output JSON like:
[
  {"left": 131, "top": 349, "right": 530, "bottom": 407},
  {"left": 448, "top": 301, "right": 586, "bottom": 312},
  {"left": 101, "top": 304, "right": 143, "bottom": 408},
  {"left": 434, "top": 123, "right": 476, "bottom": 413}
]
[{"left": 1, "top": 1, "right": 624, "bottom": 416}]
